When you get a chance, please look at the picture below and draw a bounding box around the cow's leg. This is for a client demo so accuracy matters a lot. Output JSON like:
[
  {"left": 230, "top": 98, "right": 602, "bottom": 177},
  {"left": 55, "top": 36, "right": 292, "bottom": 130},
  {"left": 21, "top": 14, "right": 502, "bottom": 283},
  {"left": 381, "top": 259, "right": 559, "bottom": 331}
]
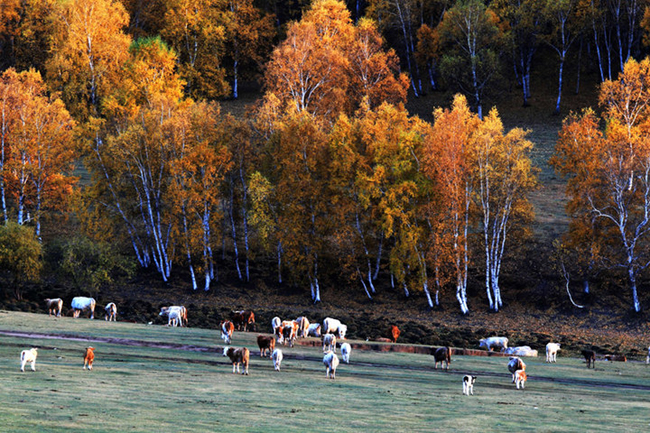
[{"left": 31, "top": 360, "right": 36, "bottom": 371}]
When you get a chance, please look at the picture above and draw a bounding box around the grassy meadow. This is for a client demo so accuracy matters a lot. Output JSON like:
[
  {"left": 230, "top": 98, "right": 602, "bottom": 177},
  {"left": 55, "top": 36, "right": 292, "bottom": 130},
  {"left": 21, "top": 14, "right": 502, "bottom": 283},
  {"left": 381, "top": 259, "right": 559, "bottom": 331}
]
[{"left": 0, "top": 311, "right": 649, "bottom": 432}]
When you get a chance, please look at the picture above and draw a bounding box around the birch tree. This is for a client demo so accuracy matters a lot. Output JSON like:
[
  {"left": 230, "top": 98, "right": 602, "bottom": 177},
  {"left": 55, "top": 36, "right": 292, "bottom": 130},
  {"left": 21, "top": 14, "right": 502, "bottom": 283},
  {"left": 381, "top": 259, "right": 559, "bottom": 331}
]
[
  {"left": 553, "top": 58, "right": 650, "bottom": 312},
  {"left": 423, "top": 95, "right": 480, "bottom": 313},
  {"left": 473, "top": 108, "right": 536, "bottom": 311},
  {"left": 437, "top": 0, "right": 505, "bottom": 119}
]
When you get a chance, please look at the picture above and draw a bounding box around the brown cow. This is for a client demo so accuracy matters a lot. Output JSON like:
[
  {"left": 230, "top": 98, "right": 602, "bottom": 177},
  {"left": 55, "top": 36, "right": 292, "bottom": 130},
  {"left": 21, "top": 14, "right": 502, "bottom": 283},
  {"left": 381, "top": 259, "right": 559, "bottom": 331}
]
[
  {"left": 296, "top": 316, "right": 310, "bottom": 338},
  {"left": 45, "top": 298, "right": 63, "bottom": 317},
  {"left": 83, "top": 347, "right": 95, "bottom": 370},
  {"left": 582, "top": 350, "right": 596, "bottom": 368},
  {"left": 432, "top": 346, "right": 451, "bottom": 370},
  {"left": 387, "top": 325, "right": 400, "bottom": 343},
  {"left": 223, "top": 347, "right": 250, "bottom": 375},
  {"left": 231, "top": 310, "right": 255, "bottom": 331},
  {"left": 257, "top": 335, "right": 275, "bottom": 358},
  {"left": 221, "top": 321, "right": 235, "bottom": 344}
]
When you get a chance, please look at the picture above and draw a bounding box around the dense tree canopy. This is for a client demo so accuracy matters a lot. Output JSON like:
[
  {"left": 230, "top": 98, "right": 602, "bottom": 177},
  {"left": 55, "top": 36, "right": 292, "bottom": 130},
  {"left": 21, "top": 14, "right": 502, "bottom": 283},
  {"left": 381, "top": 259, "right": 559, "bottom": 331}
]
[{"left": 5, "top": 0, "right": 650, "bottom": 313}]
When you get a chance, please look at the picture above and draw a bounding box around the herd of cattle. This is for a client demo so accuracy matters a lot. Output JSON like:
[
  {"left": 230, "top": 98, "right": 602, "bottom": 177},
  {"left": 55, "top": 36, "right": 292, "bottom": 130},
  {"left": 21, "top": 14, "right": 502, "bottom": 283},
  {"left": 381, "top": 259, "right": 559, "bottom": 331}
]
[{"left": 19, "top": 297, "right": 650, "bottom": 393}]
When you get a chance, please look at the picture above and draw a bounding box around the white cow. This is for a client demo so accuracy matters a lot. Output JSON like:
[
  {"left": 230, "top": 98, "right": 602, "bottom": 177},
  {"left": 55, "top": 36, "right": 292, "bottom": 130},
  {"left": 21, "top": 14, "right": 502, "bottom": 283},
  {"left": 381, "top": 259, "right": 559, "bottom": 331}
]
[
  {"left": 322, "top": 317, "right": 347, "bottom": 339},
  {"left": 546, "top": 343, "right": 561, "bottom": 363},
  {"left": 272, "top": 348, "right": 283, "bottom": 371},
  {"left": 479, "top": 336, "right": 508, "bottom": 352},
  {"left": 71, "top": 297, "right": 96, "bottom": 319},
  {"left": 323, "top": 334, "right": 337, "bottom": 353},
  {"left": 20, "top": 348, "right": 38, "bottom": 372},
  {"left": 307, "top": 323, "right": 322, "bottom": 337},
  {"left": 104, "top": 302, "right": 117, "bottom": 321},
  {"left": 341, "top": 342, "right": 351, "bottom": 364},
  {"left": 504, "top": 346, "right": 538, "bottom": 357},
  {"left": 323, "top": 351, "right": 339, "bottom": 379},
  {"left": 159, "top": 306, "right": 187, "bottom": 327},
  {"left": 271, "top": 317, "right": 282, "bottom": 333},
  {"left": 646, "top": 346, "right": 650, "bottom": 364}
]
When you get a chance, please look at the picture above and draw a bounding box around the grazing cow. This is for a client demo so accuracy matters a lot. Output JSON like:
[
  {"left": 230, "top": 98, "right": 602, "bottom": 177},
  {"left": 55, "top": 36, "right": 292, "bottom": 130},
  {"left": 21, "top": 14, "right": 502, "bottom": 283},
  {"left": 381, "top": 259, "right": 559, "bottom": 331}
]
[
  {"left": 514, "top": 369, "right": 527, "bottom": 389},
  {"left": 159, "top": 306, "right": 187, "bottom": 327},
  {"left": 582, "top": 350, "right": 596, "bottom": 368},
  {"left": 221, "top": 321, "right": 235, "bottom": 344},
  {"left": 83, "top": 347, "right": 95, "bottom": 370},
  {"left": 546, "top": 343, "right": 561, "bottom": 363},
  {"left": 604, "top": 354, "right": 627, "bottom": 362},
  {"left": 323, "top": 351, "right": 339, "bottom": 379},
  {"left": 432, "top": 346, "right": 451, "bottom": 370},
  {"left": 272, "top": 349, "right": 283, "bottom": 371},
  {"left": 323, "top": 334, "right": 337, "bottom": 353},
  {"left": 223, "top": 347, "right": 250, "bottom": 375},
  {"left": 231, "top": 310, "right": 255, "bottom": 331},
  {"left": 162, "top": 308, "right": 182, "bottom": 327},
  {"left": 71, "top": 297, "right": 96, "bottom": 319},
  {"left": 274, "top": 323, "right": 285, "bottom": 345},
  {"left": 104, "top": 302, "right": 117, "bottom": 321},
  {"left": 504, "top": 346, "right": 538, "bottom": 357},
  {"left": 322, "top": 317, "right": 347, "bottom": 339},
  {"left": 341, "top": 342, "right": 351, "bottom": 364},
  {"left": 386, "top": 325, "right": 400, "bottom": 343},
  {"left": 463, "top": 375, "right": 476, "bottom": 396},
  {"left": 296, "top": 316, "right": 310, "bottom": 338},
  {"left": 257, "top": 335, "right": 275, "bottom": 357},
  {"left": 45, "top": 298, "right": 63, "bottom": 317},
  {"left": 479, "top": 336, "right": 508, "bottom": 352},
  {"left": 507, "top": 357, "right": 526, "bottom": 383},
  {"left": 307, "top": 323, "right": 322, "bottom": 338},
  {"left": 20, "top": 348, "right": 38, "bottom": 372}
]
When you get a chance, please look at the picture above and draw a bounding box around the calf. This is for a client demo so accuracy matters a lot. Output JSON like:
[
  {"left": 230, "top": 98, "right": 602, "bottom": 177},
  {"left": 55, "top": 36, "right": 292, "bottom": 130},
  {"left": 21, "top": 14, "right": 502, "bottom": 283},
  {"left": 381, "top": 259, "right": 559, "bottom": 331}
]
[
  {"left": 462, "top": 375, "right": 476, "bottom": 396},
  {"left": 341, "top": 342, "right": 351, "bottom": 364},
  {"left": 104, "top": 302, "right": 117, "bottom": 321},
  {"left": 514, "top": 369, "right": 527, "bottom": 389},
  {"left": 272, "top": 348, "right": 283, "bottom": 371},
  {"left": 323, "top": 351, "right": 339, "bottom": 379},
  {"left": 83, "top": 347, "right": 95, "bottom": 370},
  {"left": 45, "top": 298, "right": 63, "bottom": 317},
  {"left": 432, "top": 346, "right": 451, "bottom": 370},
  {"left": 257, "top": 335, "right": 275, "bottom": 357},
  {"left": 546, "top": 343, "right": 560, "bottom": 363},
  {"left": 221, "top": 321, "right": 235, "bottom": 344},
  {"left": 387, "top": 325, "right": 400, "bottom": 343},
  {"left": 507, "top": 357, "right": 526, "bottom": 383},
  {"left": 582, "top": 350, "right": 596, "bottom": 368},
  {"left": 20, "top": 348, "right": 38, "bottom": 372},
  {"left": 323, "top": 334, "right": 337, "bottom": 353},
  {"left": 223, "top": 346, "right": 250, "bottom": 375}
]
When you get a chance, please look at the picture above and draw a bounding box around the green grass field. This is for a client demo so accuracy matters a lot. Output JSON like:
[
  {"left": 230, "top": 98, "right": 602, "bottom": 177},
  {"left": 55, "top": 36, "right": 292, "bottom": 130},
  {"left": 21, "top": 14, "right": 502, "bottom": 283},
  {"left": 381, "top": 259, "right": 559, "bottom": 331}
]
[{"left": 1, "top": 311, "right": 649, "bottom": 432}]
